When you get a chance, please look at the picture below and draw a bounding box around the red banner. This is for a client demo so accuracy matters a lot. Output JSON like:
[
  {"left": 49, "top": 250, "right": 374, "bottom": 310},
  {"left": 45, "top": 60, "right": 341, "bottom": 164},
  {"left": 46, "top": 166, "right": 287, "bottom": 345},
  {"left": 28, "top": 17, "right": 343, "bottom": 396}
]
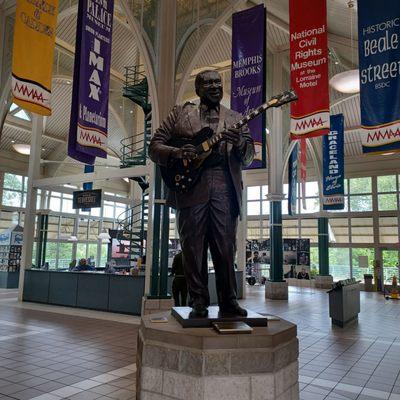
[{"left": 289, "top": 0, "right": 330, "bottom": 139}]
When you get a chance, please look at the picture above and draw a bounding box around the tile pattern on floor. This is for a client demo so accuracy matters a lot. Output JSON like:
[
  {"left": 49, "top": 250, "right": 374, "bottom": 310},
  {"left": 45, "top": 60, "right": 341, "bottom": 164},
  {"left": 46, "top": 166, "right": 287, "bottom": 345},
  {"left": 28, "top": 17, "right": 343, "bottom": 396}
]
[{"left": 0, "top": 287, "right": 399, "bottom": 399}]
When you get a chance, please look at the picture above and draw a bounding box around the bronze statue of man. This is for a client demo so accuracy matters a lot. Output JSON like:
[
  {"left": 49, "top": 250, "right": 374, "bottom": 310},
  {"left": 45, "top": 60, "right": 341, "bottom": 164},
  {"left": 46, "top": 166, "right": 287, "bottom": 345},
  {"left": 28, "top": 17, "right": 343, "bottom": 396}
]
[{"left": 149, "top": 70, "right": 255, "bottom": 318}]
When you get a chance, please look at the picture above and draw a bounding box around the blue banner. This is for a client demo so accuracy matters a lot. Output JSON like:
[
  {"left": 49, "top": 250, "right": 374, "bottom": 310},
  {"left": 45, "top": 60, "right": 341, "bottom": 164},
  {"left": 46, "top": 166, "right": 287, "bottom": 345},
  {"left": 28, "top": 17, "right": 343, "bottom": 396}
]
[
  {"left": 323, "top": 114, "right": 344, "bottom": 210},
  {"left": 358, "top": 1, "right": 400, "bottom": 154},
  {"left": 288, "top": 142, "right": 298, "bottom": 216},
  {"left": 68, "top": 0, "right": 114, "bottom": 164},
  {"left": 231, "top": 4, "right": 266, "bottom": 169}
]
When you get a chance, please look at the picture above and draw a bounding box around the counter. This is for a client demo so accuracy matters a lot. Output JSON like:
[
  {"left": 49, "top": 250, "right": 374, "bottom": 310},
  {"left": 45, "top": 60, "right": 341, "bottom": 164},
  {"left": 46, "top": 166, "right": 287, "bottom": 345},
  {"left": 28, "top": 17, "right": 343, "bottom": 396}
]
[{"left": 23, "top": 269, "right": 244, "bottom": 315}]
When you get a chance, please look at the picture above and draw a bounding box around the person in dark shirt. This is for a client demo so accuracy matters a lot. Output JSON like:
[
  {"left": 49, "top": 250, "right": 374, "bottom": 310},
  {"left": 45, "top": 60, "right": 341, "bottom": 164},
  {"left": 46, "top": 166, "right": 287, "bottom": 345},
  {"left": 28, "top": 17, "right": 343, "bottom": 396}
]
[
  {"left": 170, "top": 251, "right": 188, "bottom": 307},
  {"left": 297, "top": 268, "right": 310, "bottom": 280}
]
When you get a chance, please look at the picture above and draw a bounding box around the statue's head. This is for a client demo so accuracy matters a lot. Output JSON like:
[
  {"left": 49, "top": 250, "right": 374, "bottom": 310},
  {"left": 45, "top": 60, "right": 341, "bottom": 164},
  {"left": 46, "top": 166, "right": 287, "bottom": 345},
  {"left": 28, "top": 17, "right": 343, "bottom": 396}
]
[{"left": 195, "top": 69, "right": 223, "bottom": 106}]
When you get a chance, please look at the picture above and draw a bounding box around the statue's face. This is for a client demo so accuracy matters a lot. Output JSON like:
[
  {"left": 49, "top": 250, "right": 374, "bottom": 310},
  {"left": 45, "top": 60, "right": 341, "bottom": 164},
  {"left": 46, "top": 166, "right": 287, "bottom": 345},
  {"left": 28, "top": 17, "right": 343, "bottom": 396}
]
[{"left": 197, "top": 71, "right": 223, "bottom": 105}]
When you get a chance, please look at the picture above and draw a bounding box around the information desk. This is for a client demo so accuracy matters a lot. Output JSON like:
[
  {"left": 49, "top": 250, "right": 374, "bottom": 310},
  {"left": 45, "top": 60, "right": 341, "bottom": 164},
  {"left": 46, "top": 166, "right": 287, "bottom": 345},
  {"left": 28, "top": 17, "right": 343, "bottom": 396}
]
[{"left": 23, "top": 270, "right": 244, "bottom": 315}]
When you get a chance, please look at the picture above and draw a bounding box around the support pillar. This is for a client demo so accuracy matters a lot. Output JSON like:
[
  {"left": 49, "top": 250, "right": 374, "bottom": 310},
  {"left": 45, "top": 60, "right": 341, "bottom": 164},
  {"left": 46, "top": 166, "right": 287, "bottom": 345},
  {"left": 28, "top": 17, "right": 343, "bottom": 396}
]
[
  {"left": 144, "top": 0, "right": 176, "bottom": 312},
  {"left": 265, "top": 53, "right": 288, "bottom": 300},
  {"left": 18, "top": 115, "right": 43, "bottom": 301},
  {"left": 316, "top": 216, "right": 333, "bottom": 288}
]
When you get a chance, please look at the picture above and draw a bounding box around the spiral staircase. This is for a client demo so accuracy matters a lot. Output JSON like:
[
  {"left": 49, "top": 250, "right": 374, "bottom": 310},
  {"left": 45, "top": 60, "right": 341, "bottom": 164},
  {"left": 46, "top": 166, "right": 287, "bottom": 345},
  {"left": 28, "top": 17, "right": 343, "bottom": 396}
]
[{"left": 117, "top": 66, "right": 152, "bottom": 262}]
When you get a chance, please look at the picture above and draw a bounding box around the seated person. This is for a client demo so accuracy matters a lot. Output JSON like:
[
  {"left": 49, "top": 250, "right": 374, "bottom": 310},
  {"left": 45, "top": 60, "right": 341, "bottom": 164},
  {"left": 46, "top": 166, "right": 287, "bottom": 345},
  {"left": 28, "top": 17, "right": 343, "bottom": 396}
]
[
  {"left": 297, "top": 268, "right": 310, "bottom": 280},
  {"left": 73, "top": 258, "right": 95, "bottom": 272}
]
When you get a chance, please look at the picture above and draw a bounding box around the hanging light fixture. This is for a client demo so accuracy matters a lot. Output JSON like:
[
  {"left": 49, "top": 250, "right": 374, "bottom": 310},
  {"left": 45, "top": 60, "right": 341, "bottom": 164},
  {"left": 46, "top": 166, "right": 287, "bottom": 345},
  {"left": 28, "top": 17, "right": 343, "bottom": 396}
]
[
  {"left": 329, "top": 70, "right": 360, "bottom": 94},
  {"left": 12, "top": 143, "right": 31, "bottom": 155},
  {"left": 329, "top": 1, "right": 359, "bottom": 94}
]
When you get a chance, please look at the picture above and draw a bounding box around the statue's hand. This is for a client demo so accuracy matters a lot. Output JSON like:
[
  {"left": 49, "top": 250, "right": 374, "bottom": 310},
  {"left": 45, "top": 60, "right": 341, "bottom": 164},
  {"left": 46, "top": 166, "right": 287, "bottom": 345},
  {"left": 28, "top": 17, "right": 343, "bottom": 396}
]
[
  {"left": 171, "top": 144, "right": 198, "bottom": 161},
  {"left": 222, "top": 128, "right": 242, "bottom": 147}
]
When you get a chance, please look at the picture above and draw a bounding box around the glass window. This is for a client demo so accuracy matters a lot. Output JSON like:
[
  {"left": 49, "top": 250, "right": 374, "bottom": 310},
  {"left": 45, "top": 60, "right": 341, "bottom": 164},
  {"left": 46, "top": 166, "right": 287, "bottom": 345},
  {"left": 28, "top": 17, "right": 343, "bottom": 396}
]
[
  {"left": 300, "top": 219, "right": 318, "bottom": 243},
  {"left": 377, "top": 175, "right": 396, "bottom": 193},
  {"left": 78, "top": 219, "right": 89, "bottom": 240},
  {"left": 282, "top": 219, "right": 299, "bottom": 238},
  {"left": 76, "top": 243, "right": 87, "bottom": 260},
  {"left": 350, "top": 195, "right": 372, "bottom": 212},
  {"left": 2, "top": 190, "right": 22, "bottom": 207},
  {"left": 350, "top": 177, "right": 372, "bottom": 194},
  {"left": 382, "top": 250, "right": 399, "bottom": 283},
  {"left": 378, "top": 194, "right": 398, "bottom": 211},
  {"left": 45, "top": 242, "right": 58, "bottom": 269},
  {"left": 351, "top": 218, "right": 374, "bottom": 243},
  {"left": 329, "top": 248, "right": 350, "bottom": 281},
  {"left": 88, "top": 220, "right": 99, "bottom": 240},
  {"left": 87, "top": 244, "right": 98, "bottom": 266},
  {"left": 103, "top": 201, "right": 115, "bottom": 218},
  {"left": 4, "top": 173, "right": 23, "bottom": 190},
  {"left": 329, "top": 218, "right": 349, "bottom": 243},
  {"left": 49, "top": 194, "right": 61, "bottom": 212},
  {"left": 100, "top": 243, "right": 108, "bottom": 267},
  {"left": 379, "top": 217, "right": 399, "bottom": 244},
  {"left": 247, "top": 186, "right": 260, "bottom": 200},
  {"left": 47, "top": 216, "right": 59, "bottom": 240},
  {"left": 352, "top": 248, "right": 374, "bottom": 282},
  {"left": 247, "top": 220, "right": 261, "bottom": 239},
  {"left": 248, "top": 202, "right": 261, "bottom": 216},
  {"left": 58, "top": 243, "right": 73, "bottom": 269},
  {"left": 310, "top": 247, "right": 319, "bottom": 275}
]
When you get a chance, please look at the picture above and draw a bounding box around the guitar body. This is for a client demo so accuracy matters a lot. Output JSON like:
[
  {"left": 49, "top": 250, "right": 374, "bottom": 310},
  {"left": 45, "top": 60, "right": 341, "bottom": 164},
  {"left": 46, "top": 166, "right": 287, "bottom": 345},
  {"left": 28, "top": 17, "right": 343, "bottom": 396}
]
[{"left": 160, "top": 127, "right": 213, "bottom": 193}]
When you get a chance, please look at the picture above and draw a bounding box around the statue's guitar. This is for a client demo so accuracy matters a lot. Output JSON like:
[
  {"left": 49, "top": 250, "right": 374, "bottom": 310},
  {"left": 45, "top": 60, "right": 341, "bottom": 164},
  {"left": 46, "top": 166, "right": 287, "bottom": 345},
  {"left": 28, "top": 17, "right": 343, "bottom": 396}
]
[{"left": 160, "top": 89, "right": 298, "bottom": 193}]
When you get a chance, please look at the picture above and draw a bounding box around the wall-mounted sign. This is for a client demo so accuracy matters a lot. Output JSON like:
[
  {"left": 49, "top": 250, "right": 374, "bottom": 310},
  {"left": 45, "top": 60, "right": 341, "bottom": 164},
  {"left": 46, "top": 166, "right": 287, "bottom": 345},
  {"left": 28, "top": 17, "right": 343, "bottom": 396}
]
[{"left": 73, "top": 189, "right": 102, "bottom": 209}]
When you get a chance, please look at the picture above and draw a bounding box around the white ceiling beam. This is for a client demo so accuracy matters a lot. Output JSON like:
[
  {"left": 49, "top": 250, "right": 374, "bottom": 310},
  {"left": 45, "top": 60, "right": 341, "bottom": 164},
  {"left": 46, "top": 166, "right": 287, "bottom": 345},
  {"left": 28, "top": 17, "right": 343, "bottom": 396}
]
[{"left": 33, "top": 165, "right": 150, "bottom": 188}]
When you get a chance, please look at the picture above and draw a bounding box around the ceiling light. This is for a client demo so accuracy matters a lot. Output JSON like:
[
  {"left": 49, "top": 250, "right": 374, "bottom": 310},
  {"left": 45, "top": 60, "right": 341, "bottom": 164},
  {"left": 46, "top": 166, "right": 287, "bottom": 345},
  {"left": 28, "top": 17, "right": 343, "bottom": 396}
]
[
  {"left": 381, "top": 152, "right": 395, "bottom": 156},
  {"left": 329, "top": 69, "right": 360, "bottom": 94},
  {"left": 66, "top": 80, "right": 71, "bottom": 85},
  {"left": 12, "top": 143, "right": 31, "bottom": 155},
  {"left": 11, "top": 140, "right": 15, "bottom": 144},
  {"left": 42, "top": 148, "right": 45, "bottom": 151},
  {"left": 123, "top": 177, "right": 130, "bottom": 183}
]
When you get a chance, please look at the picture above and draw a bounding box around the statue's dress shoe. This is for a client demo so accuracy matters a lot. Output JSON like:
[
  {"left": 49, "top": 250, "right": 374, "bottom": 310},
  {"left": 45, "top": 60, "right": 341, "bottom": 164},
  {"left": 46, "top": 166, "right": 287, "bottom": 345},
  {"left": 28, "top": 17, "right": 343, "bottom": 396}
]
[
  {"left": 219, "top": 302, "right": 248, "bottom": 317},
  {"left": 189, "top": 304, "right": 208, "bottom": 318}
]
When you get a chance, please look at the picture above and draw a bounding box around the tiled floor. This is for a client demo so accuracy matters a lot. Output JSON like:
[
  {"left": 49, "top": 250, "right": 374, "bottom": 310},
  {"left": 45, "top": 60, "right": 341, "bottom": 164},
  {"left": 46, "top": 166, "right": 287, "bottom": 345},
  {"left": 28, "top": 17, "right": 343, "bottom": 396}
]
[
  {"left": 0, "top": 286, "right": 399, "bottom": 399},
  {"left": 244, "top": 286, "right": 400, "bottom": 400}
]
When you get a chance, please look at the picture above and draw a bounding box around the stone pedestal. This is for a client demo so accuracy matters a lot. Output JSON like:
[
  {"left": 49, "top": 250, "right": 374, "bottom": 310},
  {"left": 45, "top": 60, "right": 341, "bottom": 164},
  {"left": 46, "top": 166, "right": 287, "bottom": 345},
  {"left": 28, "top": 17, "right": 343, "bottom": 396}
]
[
  {"left": 265, "top": 281, "right": 288, "bottom": 300},
  {"left": 141, "top": 297, "right": 174, "bottom": 316},
  {"left": 315, "top": 275, "right": 333, "bottom": 289},
  {"left": 136, "top": 312, "right": 299, "bottom": 400}
]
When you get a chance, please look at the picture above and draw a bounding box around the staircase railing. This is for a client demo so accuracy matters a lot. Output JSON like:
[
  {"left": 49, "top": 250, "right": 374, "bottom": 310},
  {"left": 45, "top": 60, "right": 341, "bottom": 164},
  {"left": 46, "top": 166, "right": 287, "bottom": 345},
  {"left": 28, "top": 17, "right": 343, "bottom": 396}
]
[
  {"left": 120, "top": 65, "right": 152, "bottom": 168},
  {"left": 116, "top": 196, "right": 149, "bottom": 260}
]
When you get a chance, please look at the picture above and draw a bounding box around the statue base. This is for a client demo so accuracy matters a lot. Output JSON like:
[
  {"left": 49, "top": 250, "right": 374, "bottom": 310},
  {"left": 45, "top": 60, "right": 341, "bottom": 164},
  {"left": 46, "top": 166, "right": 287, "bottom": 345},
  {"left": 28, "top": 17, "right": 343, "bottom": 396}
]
[
  {"left": 171, "top": 306, "right": 268, "bottom": 328},
  {"left": 137, "top": 311, "right": 299, "bottom": 400}
]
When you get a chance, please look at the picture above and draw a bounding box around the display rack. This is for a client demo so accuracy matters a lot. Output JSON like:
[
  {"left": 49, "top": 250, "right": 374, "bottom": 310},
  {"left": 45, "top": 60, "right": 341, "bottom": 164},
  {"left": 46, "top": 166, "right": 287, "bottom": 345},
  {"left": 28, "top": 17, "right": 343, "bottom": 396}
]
[{"left": 0, "top": 225, "right": 23, "bottom": 273}]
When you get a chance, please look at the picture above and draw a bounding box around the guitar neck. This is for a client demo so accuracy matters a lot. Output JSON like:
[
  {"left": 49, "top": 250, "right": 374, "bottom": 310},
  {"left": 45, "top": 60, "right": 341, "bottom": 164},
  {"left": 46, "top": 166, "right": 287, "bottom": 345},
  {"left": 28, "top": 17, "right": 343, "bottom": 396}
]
[{"left": 198, "top": 99, "right": 279, "bottom": 152}]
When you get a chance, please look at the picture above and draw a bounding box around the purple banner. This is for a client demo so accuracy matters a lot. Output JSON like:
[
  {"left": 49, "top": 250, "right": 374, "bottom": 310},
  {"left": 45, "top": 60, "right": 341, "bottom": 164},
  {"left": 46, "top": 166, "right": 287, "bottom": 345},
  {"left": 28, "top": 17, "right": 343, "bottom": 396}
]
[
  {"left": 68, "top": 0, "right": 114, "bottom": 164},
  {"left": 231, "top": 4, "right": 266, "bottom": 169}
]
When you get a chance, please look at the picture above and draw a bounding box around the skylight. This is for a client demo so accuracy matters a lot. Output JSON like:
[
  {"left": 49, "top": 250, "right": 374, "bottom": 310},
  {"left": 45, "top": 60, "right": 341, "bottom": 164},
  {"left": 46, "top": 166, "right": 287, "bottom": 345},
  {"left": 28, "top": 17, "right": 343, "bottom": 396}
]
[{"left": 9, "top": 103, "right": 31, "bottom": 122}]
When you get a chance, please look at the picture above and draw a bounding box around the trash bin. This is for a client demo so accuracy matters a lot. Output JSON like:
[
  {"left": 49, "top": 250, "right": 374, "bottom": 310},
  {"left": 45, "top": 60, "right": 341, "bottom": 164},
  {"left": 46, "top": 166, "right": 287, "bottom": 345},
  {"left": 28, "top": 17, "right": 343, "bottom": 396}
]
[
  {"left": 364, "top": 274, "right": 374, "bottom": 292},
  {"left": 328, "top": 278, "right": 360, "bottom": 327}
]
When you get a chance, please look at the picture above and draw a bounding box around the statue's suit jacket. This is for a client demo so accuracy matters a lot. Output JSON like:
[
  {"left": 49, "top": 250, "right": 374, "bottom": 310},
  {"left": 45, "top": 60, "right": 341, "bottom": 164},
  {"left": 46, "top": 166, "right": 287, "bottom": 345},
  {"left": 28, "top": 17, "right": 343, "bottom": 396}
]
[{"left": 149, "top": 102, "right": 255, "bottom": 216}]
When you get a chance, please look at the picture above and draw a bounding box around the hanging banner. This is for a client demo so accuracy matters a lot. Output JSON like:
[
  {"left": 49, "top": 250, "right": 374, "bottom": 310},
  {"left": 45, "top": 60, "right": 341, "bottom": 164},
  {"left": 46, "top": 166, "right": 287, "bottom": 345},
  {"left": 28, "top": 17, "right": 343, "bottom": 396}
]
[
  {"left": 323, "top": 114, "right": 345, "bottom": 210},
  {"left": 11, "top": 0, "right": 58, "bottom": 116},
  {"left": 358, "top": 0, "right": 400, "bottom": 154},
  {"left": 231, "top": 4, "right": 266, "bottom": 169},
  {"left": 289, "top": 0, "right": 330, "bottom": 139},
  {"left": 288, "top": 142, "right": 299, "bottom": 216},
  {"left": 68, "top": 0, "right": 114, "bottom": 164}
]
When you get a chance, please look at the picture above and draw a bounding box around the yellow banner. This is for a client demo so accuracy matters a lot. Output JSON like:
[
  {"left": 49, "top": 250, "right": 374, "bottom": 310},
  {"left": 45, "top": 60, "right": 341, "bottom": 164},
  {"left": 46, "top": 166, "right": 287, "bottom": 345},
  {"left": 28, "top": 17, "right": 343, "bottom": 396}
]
[{"left": 11, "top": 0, "right": 58, "bottom": 116}]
